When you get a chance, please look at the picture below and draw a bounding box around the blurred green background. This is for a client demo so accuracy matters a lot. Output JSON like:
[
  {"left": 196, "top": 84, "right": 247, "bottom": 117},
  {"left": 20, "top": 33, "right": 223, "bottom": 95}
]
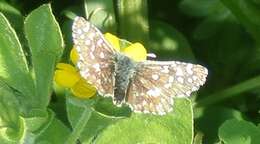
[{"left": 1, "top": 0, "right": 260, "bottom": 143}]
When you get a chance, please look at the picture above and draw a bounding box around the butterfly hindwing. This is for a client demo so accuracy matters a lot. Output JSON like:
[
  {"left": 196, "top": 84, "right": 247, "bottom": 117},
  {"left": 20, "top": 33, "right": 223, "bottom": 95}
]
[
  {"left": 126, "top": 60, "right": 208, "bottom": 115},
  {"left": 127, "top": 77, "right": 174, "bottom": 115},
  {"left": 72, "top": 17, "right": 116, "bottom": 96}
]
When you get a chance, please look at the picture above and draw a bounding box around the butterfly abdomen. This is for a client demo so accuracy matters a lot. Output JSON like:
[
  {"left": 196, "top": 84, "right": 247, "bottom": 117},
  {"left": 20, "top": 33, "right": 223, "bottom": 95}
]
[{"left": 113, "top": 53, "right": 137, "bottom": 106}]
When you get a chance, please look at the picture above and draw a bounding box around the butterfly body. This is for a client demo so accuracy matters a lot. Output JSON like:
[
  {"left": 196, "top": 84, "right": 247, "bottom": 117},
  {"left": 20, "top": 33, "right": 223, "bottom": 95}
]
[
  {"left": 72, "top": 16, "right": 208, "bottom": 115},
  {"left": 113, "top": 52, "right": 137, "bottom": 106}
]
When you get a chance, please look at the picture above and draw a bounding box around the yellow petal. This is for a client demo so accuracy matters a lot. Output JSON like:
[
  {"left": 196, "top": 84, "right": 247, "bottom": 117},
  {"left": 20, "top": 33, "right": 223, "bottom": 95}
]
[
  {"left": 70, "top": 47, "right": 79, "bottom": 65},
  {"left": 71, "top": 78, "right": 97, "bottom": 99},
  {"left": 122, "top": 42, "right": 147, "bottom": 62},
  {"left": 54, "top": 69, "right": 80, "bottom": 88},
  {"left": 56, "top": 63, "right": 77, "bottom": 73},
  {"left": 104, "top": 33, "right": 120, "bottom": 51}
]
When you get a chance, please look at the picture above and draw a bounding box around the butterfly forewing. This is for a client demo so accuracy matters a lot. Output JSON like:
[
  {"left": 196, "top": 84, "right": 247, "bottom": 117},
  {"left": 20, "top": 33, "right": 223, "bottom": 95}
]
[
  {"left": 127, "top": 60, "right": 208, "bottom": 115},
  {"left": 72, "top": 17, "right": 116, "bottom": 96}
]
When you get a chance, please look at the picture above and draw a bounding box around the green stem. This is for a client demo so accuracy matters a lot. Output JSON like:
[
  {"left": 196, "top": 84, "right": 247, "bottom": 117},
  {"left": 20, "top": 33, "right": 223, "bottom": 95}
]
[
  {"left": 116, "top": 0, "right": 149, "bottom": 46},
  {"left": 63, "top": 10, "right": 77, "bottom": 20},
  {"left": 196, "top": 75, "right": 260, "bottom": 107},
  {"left": 84, "top": 0, "right": 89, "bottom": 19},
  {"left": 66, "top": 107, "right": 92, "bottom": 144}
]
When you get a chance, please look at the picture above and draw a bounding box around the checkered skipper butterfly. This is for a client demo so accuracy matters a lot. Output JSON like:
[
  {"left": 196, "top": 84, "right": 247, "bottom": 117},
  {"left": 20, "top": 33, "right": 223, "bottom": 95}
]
[{"left": 72, "top": 17, "right": 208, "bottom": 115}]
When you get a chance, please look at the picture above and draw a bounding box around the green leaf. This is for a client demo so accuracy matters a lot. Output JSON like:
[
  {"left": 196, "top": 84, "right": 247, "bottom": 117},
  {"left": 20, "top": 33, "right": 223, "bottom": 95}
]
[
  {"left": 33, "top": 110, "right": 71, "bottom": 144},
  {"left": 0, "top": 83, "right": 69, "bottom": 144},
  {"left": 66, "top": 95, "right": 122, "bottom": 143},
  {"left": 0, "top": 13, "right": 35, "bottom": 111},
  {"left": 195, "top": 107, "right": 243, "bottom": 144},
  {"left": 218, "top": 119, "right": 260, "bottom": 144},
  {"left": 150, "top": 20, "right": 194, "bottom": 60},
  {"left": 20, "top": 110, "right": 70, "bottom": 144},
  {"left": 24, "top": 4, "right": 64, "bottom": 109},
  {"left": 95, "top": 99, "right": 193, "bottom": 144},
  {"left": 0, "top": 81, "right": 23, "bottom": 143}
]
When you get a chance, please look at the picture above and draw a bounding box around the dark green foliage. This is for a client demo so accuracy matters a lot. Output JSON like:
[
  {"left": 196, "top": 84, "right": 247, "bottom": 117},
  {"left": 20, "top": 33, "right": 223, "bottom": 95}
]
[{"left": 0, "top": 0, "right": 259, "bottom": 143}]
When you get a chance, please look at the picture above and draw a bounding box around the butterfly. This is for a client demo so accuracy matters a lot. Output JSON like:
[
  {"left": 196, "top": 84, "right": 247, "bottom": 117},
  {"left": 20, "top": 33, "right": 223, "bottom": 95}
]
[{"left": 72, "top": 16, "right": 208, "bottom": 115}]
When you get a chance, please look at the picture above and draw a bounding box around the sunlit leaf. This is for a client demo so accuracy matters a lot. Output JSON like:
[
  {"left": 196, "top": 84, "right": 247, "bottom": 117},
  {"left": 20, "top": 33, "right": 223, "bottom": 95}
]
[
  {"left": 95, "top": 99, "right": 193, "bottom": 144},
  {"left": 0, "top": 13, "right": 35, "bottom": 113},
  {"left": 218, "top": 119, "right": 260, "bottom": 144},
  {"left": 24, "top": 4, "right": 64, "bottom": 109}
]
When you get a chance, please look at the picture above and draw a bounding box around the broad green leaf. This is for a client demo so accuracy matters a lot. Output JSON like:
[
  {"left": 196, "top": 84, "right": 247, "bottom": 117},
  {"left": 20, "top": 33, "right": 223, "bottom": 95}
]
[
  {"left": 93, "top": 97, "right": 131, "bottom": 117},
  {"left": 20, "top": 110, "right": 70, "bottom": 144},
  {"left": 95, "top": 99, "right": 193, "bottom": 144},
  {"left": 19, "top": 113, "right": 47, "bottom": 144},
  {"left": 195, "top": 107, "right": 243, "bottom": 144},
  {"left": 24, "top": 4, "right": 64, "bottom": 109},
  {"left": 150, "top": 20, "right": 194, "bottom": 60},
  {"left": 33, "top": 110, "right": 70, "bottom": 144},
  {"left": 0, "top": 13, "right": 35, "bottom": 112},
  {"left": 23, "top": 109, "right": 49, "bottom": 133},
  {"left": 66, "top": 95, "right": 123, "bottom": 143},
  {"left": 218, "top": 119, "right": 260, "bottom": 144},
  {"left": 0, "top": 81, "right": 23, "bottom": 143}
]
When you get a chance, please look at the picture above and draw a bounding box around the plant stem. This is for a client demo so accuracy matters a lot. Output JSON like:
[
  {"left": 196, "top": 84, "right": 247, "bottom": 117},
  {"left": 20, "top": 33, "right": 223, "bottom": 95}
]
[
  {"left": 196, "top": 75, "right": 260, "bottom": 107},
  {"left": 66, "top": 107, "right": 92, "bottom": 144},
  {"left": 84, "top": 0, "right": 89, "bottom": 19},
  {"left": 116, "top": 0, "right": 149, "bottom": 46}
]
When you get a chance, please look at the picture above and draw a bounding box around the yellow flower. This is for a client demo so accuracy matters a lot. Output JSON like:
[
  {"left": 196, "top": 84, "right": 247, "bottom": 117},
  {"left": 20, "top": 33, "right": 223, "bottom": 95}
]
[
  {"left": 70, "top": 47, "right": 79, "bottom": 65},
  {"left": 104, "top": 33, "right": 147, "bottom": 62},
  {"left": 54, "top": 33, "right": 147, "bottom": 99},
  {"left": 104, "top": 33, "right": 120, "bottom": 52},
  {"left": 54, "top": 63, "right": 96, "bottom": 99}
]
